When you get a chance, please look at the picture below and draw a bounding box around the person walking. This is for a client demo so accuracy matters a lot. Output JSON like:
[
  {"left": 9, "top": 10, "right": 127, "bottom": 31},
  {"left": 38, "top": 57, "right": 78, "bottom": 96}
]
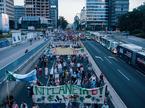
[
  {"left": 20, "top": 102, "right": 28, "bottom": 108},
  {"left": 45, "top": 67, "right": 48, "bottom": 78}
]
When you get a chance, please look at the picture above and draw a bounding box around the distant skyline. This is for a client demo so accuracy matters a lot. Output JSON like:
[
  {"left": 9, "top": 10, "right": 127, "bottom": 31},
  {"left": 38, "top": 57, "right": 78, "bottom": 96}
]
[{"left": 14, "top": 0, "right": 144, "bottom": 23}]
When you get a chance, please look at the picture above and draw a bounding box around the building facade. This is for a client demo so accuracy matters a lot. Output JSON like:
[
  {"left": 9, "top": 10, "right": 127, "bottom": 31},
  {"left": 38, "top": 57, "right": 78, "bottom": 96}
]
[
  {"left": 0, "top": 0, "right": 14, "bottom": 29},
  {"left": 19, "top": 16, "right": 49, "bottom": 29},
  {"left": 0, "top": 0, "right": 14, "bottom": 21},
  {"left": 80, "top": 7, "right": 86, "bottom": 30},
  {"left": 50, "top": 0, "right": 58, "bottom": 28},
  {"left": 14, "top": 6, "right": 25, "bottom": 29},
  {"left": 110, "top": 0, "right": 129, "bottom": 30},
  {"left": 24, "top": 0, "right": 50, "bottom": 19},
  {"left": 85, "top": 0, "right": 129, "bottom": 31},
  {"left": 86, "top": 0, "right": 108, "bottom": 31}
]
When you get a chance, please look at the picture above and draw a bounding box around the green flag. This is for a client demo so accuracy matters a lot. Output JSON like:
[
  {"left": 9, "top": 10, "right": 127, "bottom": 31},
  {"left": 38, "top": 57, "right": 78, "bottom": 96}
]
[{"left": 7, "top": 71, "right": 16, "bottom": 81}]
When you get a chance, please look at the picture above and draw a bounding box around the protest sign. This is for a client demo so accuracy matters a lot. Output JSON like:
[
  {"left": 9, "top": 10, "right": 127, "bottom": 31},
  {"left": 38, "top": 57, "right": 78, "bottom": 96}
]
[{"left": 33, "top": 84, "right": 106, "bottom": 104}]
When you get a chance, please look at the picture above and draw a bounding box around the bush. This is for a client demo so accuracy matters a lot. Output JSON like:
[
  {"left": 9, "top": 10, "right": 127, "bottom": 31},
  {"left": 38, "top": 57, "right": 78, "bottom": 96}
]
[{"left": 135, "top": 32, "right": 145, "bottom": 38}]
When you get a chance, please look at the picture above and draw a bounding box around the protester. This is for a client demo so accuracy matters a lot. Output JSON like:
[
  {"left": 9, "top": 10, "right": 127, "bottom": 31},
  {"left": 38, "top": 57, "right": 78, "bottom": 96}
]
[
  {"left": 12, "top": 101, "right": 19, "bottom": 108},
  {"left": 34, "top": 65, "right": 38, "bottom": 72},
  {"left": 101, "top": 102, "right": 109, "bottom": 108},
  {"left": 99, "top": 73, "right": 105, "bottom": 87},
  {"left": 38, "top": 68, "right": 42, "bottom": 76},
  {"left": 45, "top": 67, "right": 48, "bottom": 78},
  {"left": 32, "top": 103, "right": 39, "bottom": 108},
  {"left": 58, "top": 62, "right": 62, "bottom": 74},
  {"left": 20, "top": 102, "right": 28, "bottom": 108}
]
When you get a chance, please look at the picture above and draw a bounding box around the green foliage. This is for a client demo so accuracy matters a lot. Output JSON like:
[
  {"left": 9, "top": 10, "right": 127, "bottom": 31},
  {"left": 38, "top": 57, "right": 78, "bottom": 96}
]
[
  {"left": 118, "top": 3, "right": 145, "bottom": 38},
  {"left": 0, "top": 33, "right": 12, "bottom": 39},
  {"left": 57, "top": 16, "right": 68, "bottom": 30}
]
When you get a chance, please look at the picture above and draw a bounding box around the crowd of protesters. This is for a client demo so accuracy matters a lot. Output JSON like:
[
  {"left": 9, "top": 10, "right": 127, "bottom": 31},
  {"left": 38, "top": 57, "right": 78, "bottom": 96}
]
[
  {"left": 33, "top": 50, "right": 106, "bottom": 88},
  {"left": 0, "top": 33, "right": 110, "bottom": 108}
]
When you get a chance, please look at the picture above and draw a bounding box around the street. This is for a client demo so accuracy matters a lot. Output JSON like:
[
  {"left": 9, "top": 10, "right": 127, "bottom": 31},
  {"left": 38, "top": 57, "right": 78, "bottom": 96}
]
[
  {"left": 83, "top": 40, "right": 145, "bottom": 108},
  {"left": 0, "top": 39, "right": 45, "bottom": 68}
]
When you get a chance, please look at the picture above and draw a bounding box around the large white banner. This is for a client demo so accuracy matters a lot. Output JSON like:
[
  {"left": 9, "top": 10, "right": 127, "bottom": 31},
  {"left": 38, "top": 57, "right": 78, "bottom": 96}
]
[
  {"left": 12, "top": 32, "right": 22, "bottom": 44},
  {"left": 33, "top": 85, "right": 106, "bottom": 104}
]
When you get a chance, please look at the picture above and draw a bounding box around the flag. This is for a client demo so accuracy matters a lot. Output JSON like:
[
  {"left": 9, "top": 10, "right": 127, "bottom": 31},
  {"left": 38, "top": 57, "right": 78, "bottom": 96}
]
[
  {"left": 7, "top": 69, "right": 37, "bottom": 83},
  {"left": 7, "top": 72, "right": 16, "bottom": 81}
]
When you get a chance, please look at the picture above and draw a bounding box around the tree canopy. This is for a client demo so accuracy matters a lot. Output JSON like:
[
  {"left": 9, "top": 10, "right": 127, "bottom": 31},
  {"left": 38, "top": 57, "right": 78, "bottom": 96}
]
[
  {"left": 57, "top": 16, "right": 68, "bottom": 30},
  {"left": 118, "top": 3, "right": 145, "bottom": 38}
]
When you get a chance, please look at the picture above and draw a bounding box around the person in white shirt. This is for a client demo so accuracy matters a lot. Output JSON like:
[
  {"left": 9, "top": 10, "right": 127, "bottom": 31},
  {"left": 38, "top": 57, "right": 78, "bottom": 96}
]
[
  {"left": 20, "top": 102, "right": 28, "bottom": 108},
  {"left": 45, "top": 67, "right": 48, "bottom": 78},
  {"left": 50, "top": 67, "right": 54, "bottom": 79},
  {"left": 54, "top": 67, "right": 58, "bottom": 74},
  {"left": 77, "top": 63, "right": 81, "bottom": 68},
  {"left": 63, "top": 61, "right": 67, "bottom": 69},
  {"left": 58, "top": 63, "right": 62, "bottom": 74},
  {"left": 101, "top": 103, "right": 109, "bottom": 108}
]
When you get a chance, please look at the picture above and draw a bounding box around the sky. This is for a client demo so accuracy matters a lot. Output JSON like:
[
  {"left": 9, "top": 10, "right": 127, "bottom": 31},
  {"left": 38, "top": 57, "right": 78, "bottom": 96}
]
[{"left": 14, "top": 0, "right": 144, "bottom": 23}]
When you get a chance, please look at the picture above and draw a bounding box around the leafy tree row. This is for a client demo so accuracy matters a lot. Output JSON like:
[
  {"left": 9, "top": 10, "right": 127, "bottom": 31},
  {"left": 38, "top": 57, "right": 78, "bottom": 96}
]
[
  {"left": 118, "top": 3, "right": 145, "bottom": 38},
  {"left": 57, "top": 16, "right": 68, "bottom": 30}
]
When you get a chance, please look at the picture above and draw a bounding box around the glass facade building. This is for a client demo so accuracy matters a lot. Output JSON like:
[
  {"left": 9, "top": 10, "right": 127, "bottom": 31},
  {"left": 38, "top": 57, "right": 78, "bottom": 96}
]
[
  {"left": 50, "top": 0, "right": 58, "bottom": 28},
  {"left": 14, "top": 6, "right": 25, "bottom": 29},
  {"left": 110, "top": 0, "right": 129, "bottom": 29},
  {"left": 86, "top": 0, "right": 129, "bottom": 30},
  {"left": 86, "top": 0, "right": 108, "bottom": 30}
]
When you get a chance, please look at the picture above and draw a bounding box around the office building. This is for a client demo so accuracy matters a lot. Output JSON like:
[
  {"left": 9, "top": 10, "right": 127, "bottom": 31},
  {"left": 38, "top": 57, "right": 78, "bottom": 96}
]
[
  {"left": 85, "top": 0, "right": 129, "bottom": 30},
  {"left": 14, "top": 6, "right": 25, "bottom": 29},
  {"left": 24, "top": 0, "right": 50, "bottom": 19},
  {"left": 19, "top": 16, "right": 49, "bottom": 29},
  {"left": 0, "top": 0, "right": 14, "bottom": 21},
  {"left": 50, "top": 0, "right": 58, "bottom": 28},
  {"left": 0, "top": 0, "right": 14, "bottom": 28},
  {"left": 110, "top": 0, "right": 129, "bottom": 29},
  {"left": 80, "top": 7, "right": 86, "bottom": 30},
  {"left": 86, "top": 0, "right": 108, "bottom": 30}
]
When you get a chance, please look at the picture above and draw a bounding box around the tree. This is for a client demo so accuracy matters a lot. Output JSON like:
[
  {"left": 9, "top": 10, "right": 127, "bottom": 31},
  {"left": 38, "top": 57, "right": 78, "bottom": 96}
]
[
  {"left": 57, "top": 16, "right": 68, "bottom": 30},
  {"left": 118, "top": 3, "right": 145, "bottom": 38}
]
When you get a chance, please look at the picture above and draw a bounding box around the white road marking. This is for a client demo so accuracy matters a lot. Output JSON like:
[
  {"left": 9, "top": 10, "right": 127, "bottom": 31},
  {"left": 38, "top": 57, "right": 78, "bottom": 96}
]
[
  {"left": 95, "top": 56, "right": 104, "bottom": 61},
  {"left": 136, "top": 69, "right": 145, "bottom": 77},
  {"left": 105, "top": 57, "right": 112, "bottom": 64},
  {"left": 117, "top": 69, "right": 130, "bottom": 81},
  {"left": 108, "top": 56, "right": 118, "bottom": 61}
]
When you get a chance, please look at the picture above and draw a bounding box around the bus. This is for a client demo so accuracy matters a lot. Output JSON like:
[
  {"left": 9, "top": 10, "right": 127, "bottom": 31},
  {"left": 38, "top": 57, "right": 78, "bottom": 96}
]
[
  {"left": 100, "top": 37, "right": 119, "bottom": 54},
  {"left": 117, "top": 43, "right": 142, "bottom": 64},
  {"left": 135, "top": 51, "right": 145, "bottom": 73}
]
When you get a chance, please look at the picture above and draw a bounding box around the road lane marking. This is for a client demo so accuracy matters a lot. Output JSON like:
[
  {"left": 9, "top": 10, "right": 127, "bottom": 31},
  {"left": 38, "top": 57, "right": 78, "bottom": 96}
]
[
  {"left": 82, "top": 42, "right": 128, "bottom": 108},
  {"left": 95, "top": 56, "right": 104, "bottom": 61},
  {"left": 105, "top": 57, "right": 112, "bottom": 64},
  {"left": 136, "top": 69, "right": 145, "bottom": 77},
  {"left": 117, "top": 69, "right": 130, "bottom": 81},
  {"left": 108, "top": 56, "right": 118, "bottom": 61}
]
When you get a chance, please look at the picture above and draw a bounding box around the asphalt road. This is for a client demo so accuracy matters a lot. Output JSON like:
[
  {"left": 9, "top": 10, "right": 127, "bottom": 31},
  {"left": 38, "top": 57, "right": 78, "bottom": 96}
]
[
  {"left": 83, "top": 40, "right": 145, "bottom": 108},
  {"left": 0, "top": 39, "right": 44, "bottom": 68}
]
